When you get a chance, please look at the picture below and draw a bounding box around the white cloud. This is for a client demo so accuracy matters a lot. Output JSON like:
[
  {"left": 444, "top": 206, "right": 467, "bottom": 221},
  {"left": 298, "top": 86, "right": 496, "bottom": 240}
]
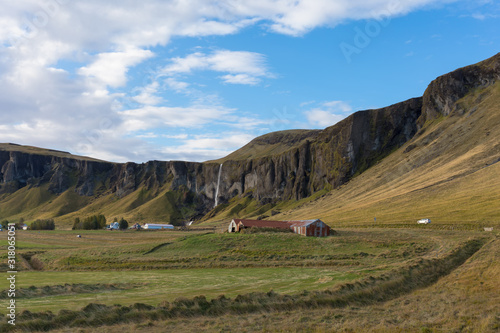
[
  {"left": 132, "top": 81, "right": 163, "bottom": 105},
  {"left": 322, "top": 101, "right": 353, "bottom": 112},
  {"left": 0, "top": 0, "right": 460, "bottom": 162},
  {"left": 164, "top": 78, "right": 190, "bottom": 92},
  {"left": 220, "top": 74, "right": 260, "bottom": 85},
  {"left": 304, "top": 100, "right": 353, "bottom": 128},
  {"left": 78, "top": 48, "right": 154, "bottom": 88},
  {"left": 162, "top": 49, "right": 271, "bottom": 85},
  {"left": 160, "top": 133, "right": 255, "bottom": 161},
  {"left": 118, "top": 105, "right": 233, "bottom": 132},
  {"left": 162, "top": 134, "right": 189, "bottom": 139},
  {"left": 470, "top": 13, "right": 499, "bottom": 20}
]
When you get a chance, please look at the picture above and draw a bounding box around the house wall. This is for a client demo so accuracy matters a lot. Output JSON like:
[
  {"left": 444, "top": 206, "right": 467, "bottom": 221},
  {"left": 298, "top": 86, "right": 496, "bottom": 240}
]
[
  {"left": 228, "top": 220, "right": 238, "bottom": 233},
  {"left": 229, "top": 219, "right": 331, "bottom": 237},
  {"left": 302, "top": 221, "right": 330, "bottom": 237}
]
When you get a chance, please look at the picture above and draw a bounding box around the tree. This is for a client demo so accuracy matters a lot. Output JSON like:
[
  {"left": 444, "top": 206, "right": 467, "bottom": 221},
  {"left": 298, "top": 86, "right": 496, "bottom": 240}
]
[
  {"left": 1, "top": 220, "right": 9, "bottom": 229},
  {"left": 119, "top": 218, "right": 129, "bottom": 230},
  {"left": 31, "top": 219, "right": 56, "bottom": 230},
  {"left": 72, "top": 214, "right": 107, "bottom": 230},
  {"left": 72, "top": 217, "right": 81, "bottom": 230},
  {"left": 97, "top": 214, "right": 107, "bottom": 229}
]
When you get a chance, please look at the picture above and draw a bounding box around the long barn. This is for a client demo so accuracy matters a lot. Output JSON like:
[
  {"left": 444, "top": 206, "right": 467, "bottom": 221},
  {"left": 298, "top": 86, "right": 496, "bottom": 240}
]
[{"left": 228, "top": 218, "right": 331, "bottom": 237}]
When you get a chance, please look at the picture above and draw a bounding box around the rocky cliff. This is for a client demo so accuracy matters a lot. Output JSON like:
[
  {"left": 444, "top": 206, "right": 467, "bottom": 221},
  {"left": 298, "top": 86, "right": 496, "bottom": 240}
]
[
  {"left": 0, "top": 95, "right": 422, "bottom": 219},
  {"left": 1, "top": 53, "right": 499, "bottom": 223}
]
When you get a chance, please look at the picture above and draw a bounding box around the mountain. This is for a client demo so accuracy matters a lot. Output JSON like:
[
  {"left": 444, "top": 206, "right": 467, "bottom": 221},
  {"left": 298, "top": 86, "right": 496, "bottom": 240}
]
[
  {"left": 279, "top": 54, "right": 500, "bottom": 225},
  {"left": 1, "top": 53, "right": 499, "bottom": 227}
]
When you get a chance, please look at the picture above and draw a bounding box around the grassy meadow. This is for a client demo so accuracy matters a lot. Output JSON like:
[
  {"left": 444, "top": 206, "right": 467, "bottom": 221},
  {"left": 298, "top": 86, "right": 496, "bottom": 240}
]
[{"left": 1, "top": 226, "right": 498, "bottom": 332}]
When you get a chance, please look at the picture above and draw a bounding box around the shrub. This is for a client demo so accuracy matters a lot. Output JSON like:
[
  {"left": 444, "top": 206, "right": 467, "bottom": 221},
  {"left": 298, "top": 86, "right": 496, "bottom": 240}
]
[
  {"left": 72, "top": 215, "right": 107, "bottom": 230},
  {"left": 119, "top": 218, "right": 129, "bottom": 230},
  {"left": 30, "top": 219, "right": 56, "bottom": 230}
]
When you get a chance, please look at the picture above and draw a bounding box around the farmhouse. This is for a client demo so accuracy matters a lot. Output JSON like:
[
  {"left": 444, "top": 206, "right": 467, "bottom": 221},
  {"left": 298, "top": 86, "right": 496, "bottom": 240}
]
[
  {"left": 143, "top": 223, "right": 174, "bottom": 230},
  {"left": 107, "top": 222, "right": 119, "bottom": 230},
  {"left": 228, "top": 218, "right": 331, "bottom": 237}
]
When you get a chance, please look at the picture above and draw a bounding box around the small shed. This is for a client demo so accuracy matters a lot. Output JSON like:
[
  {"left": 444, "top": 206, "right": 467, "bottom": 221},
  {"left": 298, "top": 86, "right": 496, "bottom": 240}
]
[
  {"left": 107, "top": 222, "right": 119, "bottom": 230},
  {"left": 230, "top": 219, "right": 291, "bottom": 233},
  {"left": 288, "top": 219, "right": 331, "bottom": 237},
  {"left": 143, "top": 223, "right": 174, "bottom": 230},
  {"left": 227, "top": 218, "right": 331, "bottom": 237},
  {"left": 22, "top": 224, "right": 29, "bottom": 230}
]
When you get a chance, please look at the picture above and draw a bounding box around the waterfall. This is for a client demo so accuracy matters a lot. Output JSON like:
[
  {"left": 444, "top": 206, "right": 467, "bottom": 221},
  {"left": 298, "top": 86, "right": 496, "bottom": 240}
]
[{"left": 214, "top": 163, "right": 223, "bottom": 208}]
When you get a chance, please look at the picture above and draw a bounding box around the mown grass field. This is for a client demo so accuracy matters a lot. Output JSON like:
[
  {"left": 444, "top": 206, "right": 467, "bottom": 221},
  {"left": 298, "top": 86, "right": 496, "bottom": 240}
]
[{"left": 1, "top": 227, "right": 496, "bottom": 333}]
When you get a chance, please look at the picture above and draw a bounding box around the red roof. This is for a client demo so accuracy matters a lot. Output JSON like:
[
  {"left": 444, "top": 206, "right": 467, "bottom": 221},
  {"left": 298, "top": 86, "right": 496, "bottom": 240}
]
[
  {"left": 233, "top": 219, "right": 291, "bottom": 229},
  {"left": 287, "top": 220, "right": 322, "bottom": 227}
]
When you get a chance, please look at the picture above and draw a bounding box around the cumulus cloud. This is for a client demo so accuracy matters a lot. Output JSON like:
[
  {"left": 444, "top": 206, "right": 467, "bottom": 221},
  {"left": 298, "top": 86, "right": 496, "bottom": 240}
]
[
  {"left": 304, "top": 100, "right": 353, "bottom": 128},
  {"left": 160, "top": 133, "right": 255, "bottom": 161},
  {"left": 0, "top": 0, "right": 456, "bottom": 162},
  {"left": 132, "top": 82, "right": 163, "bottom": 106},
  {"left": 161, "top": 49, "right": 272, "bottom": 85},
  {"left": 78, "top": 48, "right": 154, "bottom": 88},
  {"left": 118, "top": 105, "right": 234, "bottom": 132}
]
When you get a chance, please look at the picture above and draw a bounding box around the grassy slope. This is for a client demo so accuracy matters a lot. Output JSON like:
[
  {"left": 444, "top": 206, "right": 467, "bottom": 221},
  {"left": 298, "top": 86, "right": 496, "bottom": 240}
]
[
  {"left": 0, "top": 143, "right": 103, "bottom": 162},
  {"left": 1, "top": 229, "right": 496, "bottom": 332},
  {"left": 1, "top": 62, "right": 499, "bottom": 229},
  {"left": 276, "top": 81, "right": 500, "bottom": 226},
  {"left": 0, "top": 228, "right": 486, "bottom": 315},
  {"left": 88, "top": 236, "right": 498, "bottom": 333},
  {"left": 209, "top": 129, "right": 320, "bottom": 163},
  {"left": 0, "top": 183, "right": 190, "bottom": 227}
]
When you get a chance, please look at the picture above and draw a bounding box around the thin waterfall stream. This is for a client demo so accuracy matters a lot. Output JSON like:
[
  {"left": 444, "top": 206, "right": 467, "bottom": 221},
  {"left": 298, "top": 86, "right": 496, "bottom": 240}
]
[{"left": 214, "top": 163, "right": 223, "bottom": 208}]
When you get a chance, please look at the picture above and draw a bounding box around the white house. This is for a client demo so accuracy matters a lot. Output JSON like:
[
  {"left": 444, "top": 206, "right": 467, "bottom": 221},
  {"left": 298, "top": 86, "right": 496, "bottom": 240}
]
[
  {"left": 143, "top": 223, "right": 174, "bottom": 230},
  {"left": 107, "top": 222, "right": 120, "bottom": 230},
  {"left": 417, "top": 218, "right": 431, "bottom": 224}
]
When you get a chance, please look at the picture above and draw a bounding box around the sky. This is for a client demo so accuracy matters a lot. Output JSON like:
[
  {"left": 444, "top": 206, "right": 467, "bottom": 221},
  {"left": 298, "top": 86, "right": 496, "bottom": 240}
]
[{"left": 0, "top": 0, "right": 499, "bottom": 163}]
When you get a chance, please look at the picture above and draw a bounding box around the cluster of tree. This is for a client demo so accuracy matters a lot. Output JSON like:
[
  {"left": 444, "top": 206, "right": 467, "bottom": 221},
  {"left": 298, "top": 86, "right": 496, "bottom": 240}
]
[
  {"left": 1, "top": 220, "right": 10, "bottom": 229},
  {"left": 30, "top": 219, "right": 56, "bottom": 230},
  {"left": 1, "top": 218, "right": 26, "bottom": 230},
  {"left": 72, "top": 215, "right": 107, "bottom": 230},
  {"left": 118, "top": 218, "right": 129, "bottom": 230}
]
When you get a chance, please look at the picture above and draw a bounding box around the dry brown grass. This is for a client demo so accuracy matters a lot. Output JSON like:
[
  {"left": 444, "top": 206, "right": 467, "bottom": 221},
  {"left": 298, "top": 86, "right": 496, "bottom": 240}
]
[
  {"left": 277, "top": 82, "right": 500, "bottom": 227},
  {"left": 44, "top": 236, "right": 499, "bottom": 333}
]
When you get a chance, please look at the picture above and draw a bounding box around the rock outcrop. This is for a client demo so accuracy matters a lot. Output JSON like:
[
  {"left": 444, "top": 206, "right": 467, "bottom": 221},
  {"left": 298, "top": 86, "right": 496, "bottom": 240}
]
[{"left": 1, "top": 52, "right": 499, "bottom": 221}]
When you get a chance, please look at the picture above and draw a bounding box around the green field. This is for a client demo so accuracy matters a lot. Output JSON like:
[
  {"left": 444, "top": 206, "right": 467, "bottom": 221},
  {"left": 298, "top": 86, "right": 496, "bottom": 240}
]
[
  {"left": 1, "top": 227, "right": 497, "bottom": 333},
  {"left": 1, "top": 267, "right": 364, "bottom": 314}
]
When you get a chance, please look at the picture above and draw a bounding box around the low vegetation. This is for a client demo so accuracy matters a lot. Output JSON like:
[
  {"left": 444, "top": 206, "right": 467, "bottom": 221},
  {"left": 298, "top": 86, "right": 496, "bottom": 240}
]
[
  {"left": 30, "top": 219, "right": 56, "bottom": 230},
  {"left": 0, "top": 237, "right": 491, "bottom": 332},
  {"left": 71, "top": 215, "right": 106, "bottom": 230}
]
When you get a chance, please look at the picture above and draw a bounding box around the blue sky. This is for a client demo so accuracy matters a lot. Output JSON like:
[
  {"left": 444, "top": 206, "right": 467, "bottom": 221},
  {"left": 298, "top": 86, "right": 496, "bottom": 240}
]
[{"left": 0, "top": 0, "right": 499, "bottom": 162}]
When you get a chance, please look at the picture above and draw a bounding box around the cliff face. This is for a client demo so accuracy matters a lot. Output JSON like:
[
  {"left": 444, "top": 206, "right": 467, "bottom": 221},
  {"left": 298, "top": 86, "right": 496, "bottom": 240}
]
[
  {"left": 419, "top": 53, "right": 500, "bottom": 126},
  {"left": 0, "top": 149, "right": 113, "bottom": 196},
  {"left": 0, "top": 97, "right": 422, "bottom": 217},
  {"left": 1, "top": 53, "right": 499, "bottom": 222}
]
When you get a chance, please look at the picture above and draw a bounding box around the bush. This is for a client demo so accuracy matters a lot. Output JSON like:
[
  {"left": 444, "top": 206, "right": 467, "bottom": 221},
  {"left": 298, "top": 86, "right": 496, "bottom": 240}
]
[
  {"left": 119, "top": 218, "right": 129, "bottom": 230},
  {"left": 0, "top": 220, "right": 9, "bottom": 229},
  {"left": 72, "top": 215, "right": 107, "bottom": 230},
  {"left": 30, "top": 219, "right": 56, "bottom": 230}
]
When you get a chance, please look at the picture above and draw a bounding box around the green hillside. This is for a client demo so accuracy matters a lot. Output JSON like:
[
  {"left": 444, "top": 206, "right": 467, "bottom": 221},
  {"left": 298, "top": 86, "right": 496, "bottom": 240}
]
[
  {"left": 210, "top": 129, "right": 320, "bottom": 162},
  {"left": 1, "top": 54, "right": 499, "bottom": 228},
  {"left": 279, "top": 81, "right": 500, "bottom": 226}
]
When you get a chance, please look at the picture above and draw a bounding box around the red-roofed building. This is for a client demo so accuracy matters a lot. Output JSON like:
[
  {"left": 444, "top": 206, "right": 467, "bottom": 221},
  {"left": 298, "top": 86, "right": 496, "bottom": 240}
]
[{"left": 228, "top": 218, "right": 331, "bottom": 237}]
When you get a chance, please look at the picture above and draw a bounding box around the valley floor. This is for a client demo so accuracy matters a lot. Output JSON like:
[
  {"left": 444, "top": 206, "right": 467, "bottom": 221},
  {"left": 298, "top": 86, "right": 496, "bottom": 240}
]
[{"left": 0, "top": 227, "right": 498, "bottom": 332}]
